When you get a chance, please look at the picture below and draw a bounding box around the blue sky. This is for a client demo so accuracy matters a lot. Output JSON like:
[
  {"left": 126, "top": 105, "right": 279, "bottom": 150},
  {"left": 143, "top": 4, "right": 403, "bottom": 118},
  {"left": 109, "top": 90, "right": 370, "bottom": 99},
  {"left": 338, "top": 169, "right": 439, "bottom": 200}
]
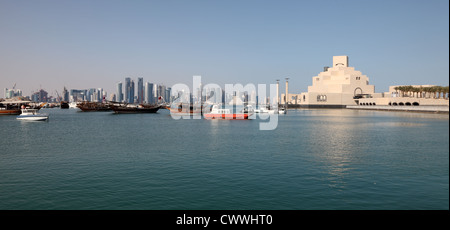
[{"left": 0, "top": 0, "right": 448, "bottom": 97}]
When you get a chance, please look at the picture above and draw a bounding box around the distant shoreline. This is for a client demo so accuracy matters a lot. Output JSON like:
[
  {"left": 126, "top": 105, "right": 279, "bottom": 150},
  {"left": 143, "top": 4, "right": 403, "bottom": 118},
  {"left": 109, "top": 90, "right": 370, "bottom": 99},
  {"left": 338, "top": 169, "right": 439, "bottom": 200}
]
[
  {"left": 346, "top": 105, "right": 449, "bottom": 114},
  {"left": 281, "top": 105, "right": 449, "bottom": 114}
]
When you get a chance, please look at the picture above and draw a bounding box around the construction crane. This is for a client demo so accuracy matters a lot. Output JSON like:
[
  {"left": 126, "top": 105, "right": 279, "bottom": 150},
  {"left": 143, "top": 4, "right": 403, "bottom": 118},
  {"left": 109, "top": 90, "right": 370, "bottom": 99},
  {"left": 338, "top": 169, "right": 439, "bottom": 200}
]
[{"left": 55, "top": 90, "right": 61, "bottom": 103}]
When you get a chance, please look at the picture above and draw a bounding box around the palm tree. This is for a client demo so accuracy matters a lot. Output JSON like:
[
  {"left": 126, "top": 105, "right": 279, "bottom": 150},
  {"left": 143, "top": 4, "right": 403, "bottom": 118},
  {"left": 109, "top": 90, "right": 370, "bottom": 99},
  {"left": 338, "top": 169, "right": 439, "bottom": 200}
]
[
  {"left": 413, "top": 86, "right": 421, "bottom": 98},
  {"left": 429, "top": 86, "right": 437, "bottom": 99},
  {"left": 409, "top": 86, "right": 416, "bottom": 98},
  {"left": 440, "top": 86, "right": 447, "bottom": 99},
  {"left": 436, "top": 86, "right": 443, "bottom": 99},
  {"left": 398, "top": 86, "right": 406, "bottom": 97},
  {"left": 424, "top": 86, "right": 432, "bottom": 98},
  {"left": 394, "top": 86, "right": 400, "bottom": 97},
  {"left": 419, "top": 86, "right": 424, "bottom": 98},
  {"left": 406, "top": 85, "right": 414, "bottom": 97},
  {"left": 444, "top": 86, "right": 449, "bottom": 99}
]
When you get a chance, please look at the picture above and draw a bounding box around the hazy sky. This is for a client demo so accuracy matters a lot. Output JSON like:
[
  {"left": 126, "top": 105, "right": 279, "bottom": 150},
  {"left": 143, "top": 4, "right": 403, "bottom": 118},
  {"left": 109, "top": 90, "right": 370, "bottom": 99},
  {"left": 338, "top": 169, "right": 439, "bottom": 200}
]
[{"left": 1, "top": 0, "right": 448, "bottom": 97}]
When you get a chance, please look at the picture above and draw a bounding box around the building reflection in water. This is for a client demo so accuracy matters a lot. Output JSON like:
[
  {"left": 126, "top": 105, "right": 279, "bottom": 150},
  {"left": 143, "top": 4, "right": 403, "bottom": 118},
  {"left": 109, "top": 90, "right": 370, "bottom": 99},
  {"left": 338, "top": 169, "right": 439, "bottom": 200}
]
[{"left": 304, "top": 109, "right": 375, "bottom": 191}]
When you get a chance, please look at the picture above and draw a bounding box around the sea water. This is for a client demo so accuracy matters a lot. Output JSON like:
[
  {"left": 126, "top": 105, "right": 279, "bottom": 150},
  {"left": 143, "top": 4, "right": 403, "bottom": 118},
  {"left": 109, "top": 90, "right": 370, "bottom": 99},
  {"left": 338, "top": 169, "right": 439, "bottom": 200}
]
[{"left": 0, "top": 108, "right": 448, "bottom": 210}]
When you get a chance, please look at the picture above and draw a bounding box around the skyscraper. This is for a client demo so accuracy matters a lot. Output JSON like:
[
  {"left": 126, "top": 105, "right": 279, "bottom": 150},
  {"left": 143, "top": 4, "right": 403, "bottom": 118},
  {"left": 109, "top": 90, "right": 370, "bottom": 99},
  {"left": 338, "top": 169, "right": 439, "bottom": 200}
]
[
  {"left": 165, "top": 87, "right": 171, "bottom": 103},
  {"left": 125, "top": 77, "right": 131, "bottom": 103},
  {"left": 137, "top": 77, "right": 144, "bottom": 104},
  {"left": 117, "top": 82, "right": 123, "bottom": 102},
  {"left": 157, "top": 84, "right": 166, "bottom": 102},
  {"left": 62, "top": 87, "right": 69, "bottom": 102},
  {"left": 145, "top": 82, "right": 154, "bottom": 104},
  {"left": 129, "top": 80, "right": 135, "bottom": 103}
]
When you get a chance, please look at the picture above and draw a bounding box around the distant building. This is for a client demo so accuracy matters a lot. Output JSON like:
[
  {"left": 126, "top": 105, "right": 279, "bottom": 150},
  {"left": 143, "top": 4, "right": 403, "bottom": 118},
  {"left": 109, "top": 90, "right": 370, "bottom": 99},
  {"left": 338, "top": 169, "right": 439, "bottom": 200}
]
[
  {"left": 117, "top": 82, "right": 123, "bottom": 102},
  {"left": 62, "top": 87, "right": 69, "bottom": 102},
  {"left": 145, "top": 82, "right": 155, "bottom": 104},
  {"left": 296, "top": 56, "right": 449, "bottom": 108},
  {"left": 110, "top": 93, "right": 116, "bottom": 102},
  {"left": 137, "top": 77, "right": 144, "bottom": 104},
  {"left": 157, "top": 84, "right": 166, "bottom": 102},
  {"left": 299, "top": 56, "right": 376, "bottom": 108},
  {"left": 101, "top": 89, "right": 107, "bottom": 102},
  {"left": 125, "top": 77, "right": 134, "bottom": 103},
  {"left": 203, "top": 87, "right": 223, "bottom": 104},
  {"left": 70, "top": 89, "right": 87, "bottom": 102},
  {"left": 31, "top": 89, "right": 48, "bottom": 102},
  {"left": 124, "top": 78, "right": 130, "bottom": 103},
  {"left": 165, "top": 87, "right": 171, "bottom": 103},
  {"left": 129, "top": 80, "right": 135, "bottom": 103},
  {"left": 356, "top": 85, "right": 449, "bottom": 106},
  {"left": 4, "top": 88, "right": 22, "bottom": 99}
]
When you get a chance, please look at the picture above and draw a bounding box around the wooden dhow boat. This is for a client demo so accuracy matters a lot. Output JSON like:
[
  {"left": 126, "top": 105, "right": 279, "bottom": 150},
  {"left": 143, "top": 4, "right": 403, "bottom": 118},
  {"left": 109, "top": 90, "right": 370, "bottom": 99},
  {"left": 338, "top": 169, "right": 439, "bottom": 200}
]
[{"left": 111, "top": 104, "right": 161, "bottom": 114}]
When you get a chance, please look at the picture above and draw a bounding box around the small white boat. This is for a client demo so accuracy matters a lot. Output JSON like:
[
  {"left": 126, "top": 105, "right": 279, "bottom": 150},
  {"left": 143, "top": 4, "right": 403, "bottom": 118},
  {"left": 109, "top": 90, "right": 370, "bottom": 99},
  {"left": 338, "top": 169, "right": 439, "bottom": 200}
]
[
  {"left": 204, "top": 104, "right": 254, "bottom": 119},
  {"left": 69, "top": 102, "right": 78, "bottom": 108},
  {"left": 255, "top": 106, "right": 276, "bottom": 114},
  {"left": 17, "top": 109, "right": 49, "bottom": 121},
  {"left": 278, "top": 108, "right": 286, "bottom": 114}
]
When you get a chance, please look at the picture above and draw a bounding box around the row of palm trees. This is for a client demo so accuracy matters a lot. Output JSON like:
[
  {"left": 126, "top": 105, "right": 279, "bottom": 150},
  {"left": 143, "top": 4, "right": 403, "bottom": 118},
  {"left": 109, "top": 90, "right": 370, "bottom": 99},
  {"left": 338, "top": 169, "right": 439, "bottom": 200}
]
[{"left": 393, "top": 85, "right": 449, "bottom": 99}]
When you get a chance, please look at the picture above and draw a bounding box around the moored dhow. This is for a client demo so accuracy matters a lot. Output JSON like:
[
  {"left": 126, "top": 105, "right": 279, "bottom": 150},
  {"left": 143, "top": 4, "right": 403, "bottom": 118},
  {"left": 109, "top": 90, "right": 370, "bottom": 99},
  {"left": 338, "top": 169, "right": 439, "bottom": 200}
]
[
  {"left": 76, "top": 101, "right": 112, "bottom": 112},
  {"left": 60, "top": 101, "right": 69, "bottom": 109},
  {"left": 0, "top": 97, "right": 43, "bottom": 115},
  {"left": 111, "top": 104, "right": 161, "bottom": 114},
  {"left": 0, "top": 105, "right": 21, "bottom": 115}
]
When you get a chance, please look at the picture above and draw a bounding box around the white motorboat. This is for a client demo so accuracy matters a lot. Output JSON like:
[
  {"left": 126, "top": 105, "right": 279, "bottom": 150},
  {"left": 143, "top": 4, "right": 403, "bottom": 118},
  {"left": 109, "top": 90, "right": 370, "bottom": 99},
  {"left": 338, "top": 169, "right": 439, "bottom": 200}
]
[
  {"left": 278, "top": 108, "right": 286, "bottom": 114},
  {"left": 16, "top": 109, "right": 49, "bottom": 121}
]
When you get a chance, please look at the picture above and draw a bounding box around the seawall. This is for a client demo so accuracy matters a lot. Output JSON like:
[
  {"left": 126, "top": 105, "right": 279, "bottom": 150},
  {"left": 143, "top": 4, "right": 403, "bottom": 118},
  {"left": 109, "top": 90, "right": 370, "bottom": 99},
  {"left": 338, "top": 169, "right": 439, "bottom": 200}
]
[{"left": 346, "top": 105, "right": 449, "bottom": 113}]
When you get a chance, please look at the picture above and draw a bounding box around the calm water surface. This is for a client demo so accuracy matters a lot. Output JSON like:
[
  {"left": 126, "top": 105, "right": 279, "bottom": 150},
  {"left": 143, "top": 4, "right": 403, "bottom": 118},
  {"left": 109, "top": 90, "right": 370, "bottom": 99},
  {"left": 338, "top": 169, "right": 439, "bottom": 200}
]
[{"left": 0, "top": 108, "right": 448, "bottom": 210}]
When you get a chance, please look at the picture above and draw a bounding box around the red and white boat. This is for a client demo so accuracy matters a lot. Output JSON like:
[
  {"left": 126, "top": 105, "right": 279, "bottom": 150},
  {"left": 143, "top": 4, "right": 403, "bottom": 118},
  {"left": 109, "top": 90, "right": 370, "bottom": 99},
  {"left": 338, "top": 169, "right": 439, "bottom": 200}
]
[{"left": 203, "top": 104, "right": 254, "bottom": 120}]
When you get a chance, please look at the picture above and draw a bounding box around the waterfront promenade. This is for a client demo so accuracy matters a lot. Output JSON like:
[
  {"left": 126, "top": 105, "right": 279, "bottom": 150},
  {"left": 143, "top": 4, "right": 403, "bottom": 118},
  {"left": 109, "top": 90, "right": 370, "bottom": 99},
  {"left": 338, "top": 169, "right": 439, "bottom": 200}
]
[{"left": 347, "top": 105, "right": 449, "bottom": 113}]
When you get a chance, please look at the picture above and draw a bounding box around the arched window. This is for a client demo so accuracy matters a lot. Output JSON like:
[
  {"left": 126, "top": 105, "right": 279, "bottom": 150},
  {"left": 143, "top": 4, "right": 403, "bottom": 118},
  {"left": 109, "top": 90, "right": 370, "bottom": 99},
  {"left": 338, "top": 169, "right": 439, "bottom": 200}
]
[{"left": 354, "top": 87, "right": 363, "bottom": 96}]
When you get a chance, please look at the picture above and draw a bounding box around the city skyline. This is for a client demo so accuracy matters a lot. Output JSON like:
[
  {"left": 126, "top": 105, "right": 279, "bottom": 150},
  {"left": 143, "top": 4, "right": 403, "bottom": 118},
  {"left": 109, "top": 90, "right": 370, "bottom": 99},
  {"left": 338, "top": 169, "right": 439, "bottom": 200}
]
[
  {"left": 3, "top": 76, "right": 172, "bottom": 104},
  {"left": 0, "top": 0, "right": 449, "bottom": 97}
]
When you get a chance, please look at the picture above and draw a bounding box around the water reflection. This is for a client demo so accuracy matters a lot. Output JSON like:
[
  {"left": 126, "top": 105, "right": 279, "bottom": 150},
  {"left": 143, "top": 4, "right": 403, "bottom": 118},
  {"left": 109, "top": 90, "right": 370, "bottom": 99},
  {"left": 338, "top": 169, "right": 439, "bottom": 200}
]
[
  {"left": 304, "top": 110, "right": 373, "bottom": 191},
  {"left": 300, "top": 108, "right": 448, "bottom": 192},
  {"left": 306, "top": 108, "right": 449, "bottom": 120}
]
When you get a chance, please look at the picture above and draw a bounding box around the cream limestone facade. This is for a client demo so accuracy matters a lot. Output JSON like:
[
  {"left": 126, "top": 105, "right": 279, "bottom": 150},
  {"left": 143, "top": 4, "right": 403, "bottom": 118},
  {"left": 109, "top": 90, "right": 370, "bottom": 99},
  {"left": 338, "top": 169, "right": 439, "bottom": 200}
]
[
  {"left": 357, "top": 85, "right": 449, "bottom": 106},
  {"left": 280, "top": 93, "right": 302, "bottom": 105},
  {"left": 281, "top": 56, "right": 448, "bottom": 108},
  {"left": 299, "top": 56, "right": 375, "bottom": 108}
]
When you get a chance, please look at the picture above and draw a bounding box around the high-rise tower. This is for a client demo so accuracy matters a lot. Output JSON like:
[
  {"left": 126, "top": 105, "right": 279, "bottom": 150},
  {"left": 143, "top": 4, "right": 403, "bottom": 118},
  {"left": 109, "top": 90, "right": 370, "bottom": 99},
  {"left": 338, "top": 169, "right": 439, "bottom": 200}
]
[{"left": 138, "top": 77, "right": 144, "bottom": 104}]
